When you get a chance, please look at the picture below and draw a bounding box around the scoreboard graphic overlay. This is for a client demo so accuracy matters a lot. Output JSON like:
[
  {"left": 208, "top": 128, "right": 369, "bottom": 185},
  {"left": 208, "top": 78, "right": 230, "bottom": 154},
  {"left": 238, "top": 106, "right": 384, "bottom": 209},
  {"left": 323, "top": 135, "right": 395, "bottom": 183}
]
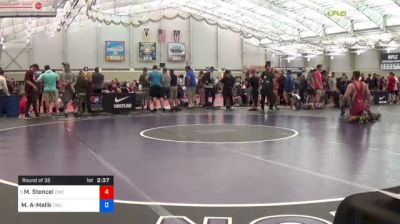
[
  {"left": 18, "top": 176, "right": 114, "bottom": 213},
  {"left": 0, "top": 0, "right": 57, "bottom": 17}
]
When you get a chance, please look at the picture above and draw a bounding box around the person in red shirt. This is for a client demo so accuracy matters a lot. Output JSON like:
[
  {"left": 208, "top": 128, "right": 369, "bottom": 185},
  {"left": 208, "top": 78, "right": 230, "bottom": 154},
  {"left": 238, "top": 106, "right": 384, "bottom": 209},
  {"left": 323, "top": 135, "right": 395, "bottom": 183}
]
[
  {"left": 313, "top": 64, "right": 324, "bottom": 109},
  {"left": 24, "top": 64, "right": 40, "bottom": 118},
  {"left": 387, "top": 72, "right": 396, "bottom": 104}
]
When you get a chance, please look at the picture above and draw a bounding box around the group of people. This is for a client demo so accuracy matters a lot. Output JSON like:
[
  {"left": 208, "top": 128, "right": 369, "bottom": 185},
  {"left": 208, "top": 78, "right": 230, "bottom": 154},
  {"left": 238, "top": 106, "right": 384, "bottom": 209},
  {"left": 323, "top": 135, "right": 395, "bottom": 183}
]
[
  {"left": 136, "top": 62, "right": 341, "bottom": 113},
  {"left": 138, "top": 65, "right": 237, "bottom": 111},
  {"left": 0, "top": 60, "right": 393, "bottom": 123},
  {"left": 137, "top": 61, "right": 382, "bottom": 123},
  {"left": 17, "top": 63, "right": 106, "bottom": 118},
  {"left": 364, "top": 72, "right": 400, "bottom": 104}
]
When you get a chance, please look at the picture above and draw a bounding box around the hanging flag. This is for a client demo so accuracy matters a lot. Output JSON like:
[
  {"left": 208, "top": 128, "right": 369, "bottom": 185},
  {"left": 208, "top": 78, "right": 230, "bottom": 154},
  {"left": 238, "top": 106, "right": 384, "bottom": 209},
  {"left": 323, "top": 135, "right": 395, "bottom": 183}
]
[
  {"left": 143, "top": 28, "right": 150, "bottom": 41},
  {"left": 173, "top": 30, "right": 180, "bottom": 42},
  {"left": 158, "top": 29, "right": 165, "bottom": 43}
]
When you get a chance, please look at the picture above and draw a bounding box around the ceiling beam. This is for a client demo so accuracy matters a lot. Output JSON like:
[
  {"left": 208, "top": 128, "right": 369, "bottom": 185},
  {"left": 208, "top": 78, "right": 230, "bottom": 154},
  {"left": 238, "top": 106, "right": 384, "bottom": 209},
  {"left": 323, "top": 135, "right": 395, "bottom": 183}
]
[
  {"left": 201, "top": 1, "right": 289, "bottom": 37},
  {"left": 341, "top": 0, "right": 384, "bottom": 29},
  {"left": 288, "top": 0, "right": 351, "bottom": 33},
  {"left": 227, "top": 0, "right": 322, "bottom": 36},
  {"left": 182, "top": 5, "right": 274, "bottom": 41},
  {"left": 393, "top": 0, "right": 400, "bottom": 6},
  {"left": 258, "top": 0, "right": 323, "bottom": 36}
]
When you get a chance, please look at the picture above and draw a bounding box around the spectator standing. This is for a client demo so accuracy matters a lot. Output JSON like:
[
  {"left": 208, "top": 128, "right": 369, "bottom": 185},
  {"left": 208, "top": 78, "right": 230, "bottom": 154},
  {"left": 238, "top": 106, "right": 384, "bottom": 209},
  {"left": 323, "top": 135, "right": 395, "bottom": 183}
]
[
  {"left": 371, "top": 73, "right": 378, "bottom": 90},
  {"left": 327, "top": 72, "right": 337, "bottom": 106},
  {"left": 298, "top": 73, "right": 307, "bottom": 107},
  {"left": 138, "top": 67, "right": 150, "bottom": 110},
  {"left": 147, "top": 65, "right": 164, "bottom": 112},
  {"left": 377, "top": 76, "right": 383, "bottom": 90},
  {"left": 170, "top": 69, "right": 179, "bottom": 108},
  {"left": 313, "top": 64, "right": 324, "bottom": 109},
  {"left": 0, "top": 67, "right": 9, "bottom": 95},
  {"left": 83, "top": 66, "right": 93, "bottom": 95},
  {"left": 248, "top": 69, "right": 259, "bottom": 111},
  {"left": 338, "top": 73, "right": 350, "bottom": 116},
  {"left": 283, "top": 70, "right": 294, "bottom": 107},
  {"left": 197, "top": 70, "right": 206, "bottom": 107},
  {"left": 34, "top": 69, "right": 45, "bottom": 114},
  {"left": 244, "top": 70, "right": 252, "bottom": 106},
  {"left": 260, "top": 62, "right": 276, "bottom": 112},
  {"left": 60, "top": 62, "right": 76, "bottom": 117},
  {"left": 365, "top": 74, "right": 373, "bottom": 89},
  {"left": 161, "top": 68, "right": 172, "bottom": 110},
  {"left": 275, "top": 71, "right": 284, "bottom": 107},
  {"left": 203, "top": 66, "right": 216, "bottom": 108},
  {"left": 92, "top": 67, "right": 104, "bottom": 94},
  {"left": 221, "top": 70, "right": 235, "bottom": 109},
  {"left": 75, "top": 69, "right": 89, "bottom": 116},
  {"left": 36, "top": 65, "right": 59, "bottom": 116},
  {"left": 24, "top": 64, "right": 40, "bottom": 118},
  {"left": 387, "top": 72, "right": 396, "bottom": 104},
  {"left": 185, "top": 66, "right": 197, "bottom": 108},
  {"left": 177, "top": 74, "right": 185, "bottom": 100}
]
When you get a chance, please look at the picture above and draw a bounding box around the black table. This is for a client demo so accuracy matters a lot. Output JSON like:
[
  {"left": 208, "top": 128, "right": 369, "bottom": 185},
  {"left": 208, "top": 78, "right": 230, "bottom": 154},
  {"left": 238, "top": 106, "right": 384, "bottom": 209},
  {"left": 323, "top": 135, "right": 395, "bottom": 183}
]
[{"left": 334, "top": 186, "right": 400, "bottom": 224}]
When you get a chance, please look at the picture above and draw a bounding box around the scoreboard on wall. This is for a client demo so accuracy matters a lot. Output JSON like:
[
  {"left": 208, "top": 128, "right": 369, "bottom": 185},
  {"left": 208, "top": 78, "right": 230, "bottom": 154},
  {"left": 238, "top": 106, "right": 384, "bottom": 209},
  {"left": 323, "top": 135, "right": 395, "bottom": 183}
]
[
  {"left": 381, "top": 53, "right": 400, "bottom": 70},
  {"left": 18, "top": 176, "right": 114, "bottom": 213}
]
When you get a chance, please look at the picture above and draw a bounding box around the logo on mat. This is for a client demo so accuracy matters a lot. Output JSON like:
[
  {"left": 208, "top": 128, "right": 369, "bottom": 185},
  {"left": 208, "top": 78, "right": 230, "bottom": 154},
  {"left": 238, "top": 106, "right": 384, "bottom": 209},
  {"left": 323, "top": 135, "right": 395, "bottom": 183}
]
[
  {"left": 379, "top": 96, "right": 386, "bottom": 100},
  {"left": 250, "top": 215, "right": 329, "bottom": 224},
  {"left": 115, "top": 96, "right": 130, "bottom": 103}
]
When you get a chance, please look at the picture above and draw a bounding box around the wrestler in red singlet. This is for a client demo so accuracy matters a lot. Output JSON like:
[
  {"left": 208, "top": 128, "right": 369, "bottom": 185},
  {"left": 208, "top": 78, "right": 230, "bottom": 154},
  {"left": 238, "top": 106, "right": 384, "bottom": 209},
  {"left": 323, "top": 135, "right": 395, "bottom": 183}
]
[{"left": 349, "top": 80, "right": 366, "bottom": 116}]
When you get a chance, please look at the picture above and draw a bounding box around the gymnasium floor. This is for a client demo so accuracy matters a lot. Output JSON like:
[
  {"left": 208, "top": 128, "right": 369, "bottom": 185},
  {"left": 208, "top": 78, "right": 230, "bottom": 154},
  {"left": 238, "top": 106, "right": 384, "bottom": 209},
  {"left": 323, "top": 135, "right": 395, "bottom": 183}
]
[{"left": 1, "top": 105, "right": 399, "bottom": 224}]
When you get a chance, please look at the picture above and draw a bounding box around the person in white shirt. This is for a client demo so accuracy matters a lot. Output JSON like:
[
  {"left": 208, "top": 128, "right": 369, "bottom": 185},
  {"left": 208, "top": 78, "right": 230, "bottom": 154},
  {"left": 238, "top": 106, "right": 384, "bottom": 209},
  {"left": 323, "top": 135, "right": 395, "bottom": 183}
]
[{"left": 0, "top": 67, "right": 10, "bottom": 95}]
